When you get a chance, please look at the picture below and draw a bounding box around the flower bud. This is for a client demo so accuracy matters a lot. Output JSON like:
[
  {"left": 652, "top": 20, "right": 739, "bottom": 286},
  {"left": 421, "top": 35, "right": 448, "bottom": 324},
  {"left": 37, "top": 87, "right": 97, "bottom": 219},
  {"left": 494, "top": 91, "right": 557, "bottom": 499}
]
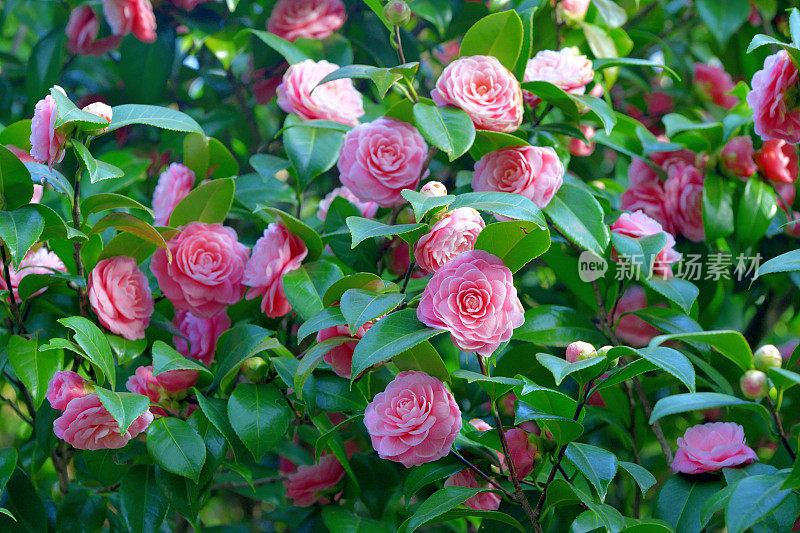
[
  {"left": 396, "top": 206, "right": 416, "bottom": 225},
  {"left": 383, "top": 0, "right": 411, "bottom": 26},
  {"left": 420, "top": 181, "right": 447, "bottom": 198},
  {"left": 565, "top": 341, "right": 596, "bottom": 363},
  {"left": 740, "top": 369, "right": 768, "bottom": 400},
  {"left": 82, "top": 102, "right": 113, "bottom": 134},
  {"left": 754, "top": 344, "right": 782, "bottom": 372},
  {"left": 241, "top": 357, "right": 269, "bottom": 382}
]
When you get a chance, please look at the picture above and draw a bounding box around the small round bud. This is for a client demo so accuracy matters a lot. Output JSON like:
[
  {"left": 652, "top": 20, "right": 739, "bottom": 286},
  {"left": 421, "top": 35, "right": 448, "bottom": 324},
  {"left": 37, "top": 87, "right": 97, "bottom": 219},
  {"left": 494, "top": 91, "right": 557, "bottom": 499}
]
[
  {"left": 241, "top": 357, "right": 269, "bottom": 382},
  {"left": 754, "top": 344, "right": 782, "bottom": 372},
  {"left": 596, "top": 345, "right": 613, "bottom": 357},
  {"left": 383, "top": 0, "right": 411, "bottom": 26},
  {"left": 396, "top": 206, "right": 415, "bottom": 225},
  {"left": 740, "top": 369, "right": 769, "bottom": 400},
  {"left": 565, "top": 341, "right": 596, "bottom": 363},
  {"left": 83, "top": 102, "right": 113, "bottom": 134},
  {"left": 420, "top": 181, "right": 447, "bottom": 198},
  {"left": 769, "top": 386, "right": 778, "bottom": 401}
]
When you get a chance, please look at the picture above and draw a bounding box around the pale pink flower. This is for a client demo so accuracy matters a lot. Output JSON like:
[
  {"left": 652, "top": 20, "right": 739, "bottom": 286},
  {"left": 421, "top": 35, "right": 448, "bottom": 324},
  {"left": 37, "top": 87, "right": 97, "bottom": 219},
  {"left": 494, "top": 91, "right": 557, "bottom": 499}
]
[
  {"left": 672, "top": 422, "right": 757, "bottom": 474},
  {"left": 621, "top": 159, "right": 673, "bottom": 234},
  {"left": 364, "top": 371, "right": 461, "bottom": 467},
  {"left": 417, "top": 250, "right": 524, "bottom": 356},
  {"left": 102, "top": 0, "right": 156, "bottom": 42},
  {"left": 267, "top": 0, "right": 346, "bottom": 42},
  {"left": 337, "top": 117, "right": 428, "bottom": 207},
  {"left": 0, "top": 248, "right": 67, "bottom": 301},
  {"left": 316, "top": 321, "right": 373, "bottom": 379},
  {"left": 317, "top": 187, "right": 379, "bottom": 221},
  {"left": 150, "top": 222, "right": 250, "bottom": 318},
  {"left": 613, "top": 286, "right": 663, "bottom": 348},
  {"left": 747, "top": 50, "right": 800, "bottom": 144},
  {"left": 694, "top": 63, "right": 738, "bottom": 109},
  {"left": 82, "top": 102, "right": 113, "bottom": 134},
  {"left": 66, "top": 6, "right": 122, "bottom": 56},
  {"left": 152, "top": 163, "right": 196, "bottom": 226},
  {"left": 432, "top": 55, "right": 523, "bottom": 133},
  {"left": 569, "top": 125, "right": 595, "bottom": 157},
  {"left": 565, "top": 341, "right": 596, "bottom": 363},
  {"left": 721, "top": 136, "right": 757, "bottom": 178},
  {"left": 243, "top": 223, "right": 307, "bottom": 318},
  {"left": 284, "top": 454, "right": 345, "bottom": 506},
  {"left": 88, "top": 257, "right": 153, "bottom": 341},
  {"left": 556, "top": 0, "right": 590, "bottom": 19},
  {"left": 30, "top": 95, "right": 66, "bottom": 166},
  {"left": 173, "top": 310, "right": 229, "bottom": 366},
  {"left": 421, "top": 181, "right": 447, "bottom": 197},
  {"left": 53, "top": 393, "right": 153, "bottom": 450},
  {"left": 47, "top": 371, "right": 92, "bottom": 411},
  {"left": 277, "top": 59, "right": 364, "bottom": 126},
  {"left": 756, "top": 139, "right": 799, "bottom": 184},
  {"left": 414, "top": 207, "right": 485, "bottom": 274},
  {"left": 524, "top": 48, "right": 593, "bottom": 107},
  {"left": 664, "top": 159, "right": 705, "bottom": 242},
  {"left": 469, "top": 418, "right": 492, "bottom": 432},
  {"left": 610, "top": 211, "right": 681, "bottom": 277},
  {"left": 444, "top": 470, "right": 501, "bottom": 511}
]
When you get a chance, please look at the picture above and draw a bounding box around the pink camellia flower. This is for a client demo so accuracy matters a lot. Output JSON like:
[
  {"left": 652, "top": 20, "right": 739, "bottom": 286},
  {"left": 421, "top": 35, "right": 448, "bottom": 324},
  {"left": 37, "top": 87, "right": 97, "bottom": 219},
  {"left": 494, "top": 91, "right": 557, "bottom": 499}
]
[
  {"left": 694, "top": 63, "right": 738, "bottom": 109},
  {"left": 786, "top": 212, "right": 800, "bottom": 238},
  {"left": 613, "top": 285, "right": 664, "bottom": 348},
  {"left": 386, "top": 239, "right": 425, "bottom": 279},
  {"left": 417, "top": 250, "right": 524, "bottom": 356},
  {"left": 66, "top": 6, "right": 122, "bottom": 56},
  {"left": 444, "top": 470, "right": 500, "bottom": 511},
  {"left": 469, "top": 418, "right": 492, "bottom": 432},
  {"left": 747, "top": 50, "right": 800, "bottom": 144},
  {"left": 756, "top": 139, "right": 799, "bottom": 184},
  {"left": 569, "top": 125, "right": 595, "bottom": 157},
  {"left": 432, "top": 55, "right": 523, "bottom": 133},
  {"left": 277, "top": 59, "right": 364, "bottom": 126},
  {"left": 621, "top": 159, "right": 673, "bottom": 234},
  {"left": 318, "top": 186, "right": 379, "bottom": 221},
  {"left": 88, "top": 257, "right": 154, "bottom": 341},
  {"left": 284, "top": 454, "right": 345, "bottom": 506},
  {"left": 502, "top": 428, "right": 539, "bottom": 481},
  {"left": 565, "top": 341, "right": 596, "bottom": 363},
  {"left": 472, "top": 146, "right": 563, "bottom": 210},
  {"left": 243, "top": 222, "right": 307, "bottom": 318},
  {"left": 610, "top": 211, "right": 681, "bottom": 278},
  {"left": 672, "top": 422, "right": 758, "bottom": 474},
  {"left": 337, "top": 117, "right": 428, "bottom": 206},
  {"left": 151, "top": 222, "right": 250, "bottom": 318},
  {"left": 523, "top": 48, "right": 593, "bottom": 107},
  {"left": 414, "top": 207, "right": 485, "bottom": 274},
  {"left": 126, "top": 365, "right": 170, "bottom": 416},
  {"left": 30, "top": 95, "right": 66, "bottom": 166},
  {"left": 316, "top": 321, "right": 374, "bottom": 379},
  {"left": 775, "top": 182, "right": 796, "bottom": 211},
  {"left": 0, "top": 247, "right": 67, "bottom": 301},
  {"left": 721, "top": 136, "right": 757, "bottom": 178},
  {"left": 364, "top": 371, "right": 461, "bottom": 467},
  {"left": 664, "top": 159, "right": 705, "bottom": 242},
  {"left": 251, "top": 68, "right": 285, "bottom": 105},
  {"left": 101, "top": 0, "right": 157, "bottom": 43},
  {"left": 172, "top": 0, "right": 215, "bottom": 9},
  {"left": 152, "top": 163, "right": 196, "bottom": 226},
  {"left": 53, "top": 393, "right": 153, "bottom": 450},
  {"left": 267, "top": 0, "right": 346, "bottom": 42},
  {"left": 153, "top": 368, "right": 199, "bottom": 392},
  {"left": 173, "top": 309, "right": 230, "bottom": 366},
  {"left": 432, "top": 40, "right": 461, "bottom": 66},
  {"left": 421, "top": 181, "right": 447, "bottom": 197},
  {"left": 555, "top": 0, "right": 590, "bottom": 19},
  {"left": 47, "top": 371, "right": 92, "bottom": 411}
]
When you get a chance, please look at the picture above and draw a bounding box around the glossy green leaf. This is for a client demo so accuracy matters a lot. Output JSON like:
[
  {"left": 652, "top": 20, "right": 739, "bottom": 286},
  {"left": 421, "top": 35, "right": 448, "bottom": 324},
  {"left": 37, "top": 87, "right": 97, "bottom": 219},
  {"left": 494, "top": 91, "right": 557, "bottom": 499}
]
[
  {"left": 649, "top": 392, "right": 769, "bottom": 424},
  {"left": 649, "top": 330, "right": 752, "bottom": 371},
  {"left": 737, "top": 179, "right": 777, "bottom": 246},
  {"left": 58, "top": 316, "right": 116, "bottom": 389},
  {"left": 401, "top": 189, "right": 455, "bottom": 222},
  {"left": 89, "top": 212, "right": 170, "bottom": 261},
  {"left": 106, "top": 104, "right": 204, "bottom": 135},
  {"left": 393, "top": 341, "right": 450, "bottom": 383},
  {"left": 565, "top": 442, "right": 617, "bottom": 501},
  {"left": 0, "top": 145, "right": 33, "bottom": 210},
  {"left": 247, "top": 29, "right": 310, "bottom": 64},
  {"left": 7, "top": 336, "right": 61, "bottom": 409},
  {"left": 146, "top": 417, "right": 206, "bottom": 483},
  {"left": 0, "top": 206, "right": 44, "bottom": 266},
  {"left": 403, "top": 486, "right": 483, "bottom": 533},
  {"left": 536, "top": 353, "right": 606, "bottom": 386},
  {"left": 297, "top": 307, "right": 347, "bottom": 342},
  {"left": 412, "top": 102, "right": 475, "bottom": 161},
  {"left": 346, "top": 217, "right": 427, "bottom": 248},
  {"left": 95, "top": 388, "right": 150, "bottom": 434},
  {"left": 543, "top": 184, "right": 609, "bottom": 256},
  {"left": 459, "top": 10, "right": 523, "bottom": 70},
  {"left": 294, "top": 336, "right": 351, "bottom": 398},
  {"left": 340, "top": 289, "right": 404, "bottom": 334},
  {"left": 643, "top": 277, "right": 699, "bottom": 315},
  {"left": 618, "top": 461, "right": 657, "bottom": 495},
  {"left": 228, "top": 383, "right": 291, "bottom": 461},
  {"left": 726, "top": 474, "right": 793, "bottom": 533},
  {"left": 475, "top": 220, "right": 550, "bottom": 273},
  {"left": 169, "top": 178, "right": 235, "bottom": 227},
  {"left": 81, "top": 193, "right": 153, "bottom": 218},
  {"left": 655, "top": 475, "right": 724, "bottom": 533},
  {"left": 513, "top": 305, "right": 608, "bottom": 346},
  {"left": 282, "top": 262, "right": 342, "bottom": 320},
  {"left": 696, "top": 0, "right": 750, "bottom": 45},
  {"left": 151, "top": 341, "right": 212, "bottom": 384},
  {"left": 120, "top": 465, "right": 169, "bottom": 533},
  {"left": 213, "top": 324, "right": 282, "bottom": 390},
  {"left": 282, "top": 114, "right": 345, "bottom": 188},
  {"left": 450, "top": 191, "right": 546, "bottom": 226}
]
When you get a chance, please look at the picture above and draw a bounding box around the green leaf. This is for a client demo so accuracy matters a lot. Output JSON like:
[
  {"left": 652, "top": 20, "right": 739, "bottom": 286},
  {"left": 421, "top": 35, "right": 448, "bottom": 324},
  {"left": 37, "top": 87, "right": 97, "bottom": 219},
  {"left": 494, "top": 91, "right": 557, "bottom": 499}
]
[
  {"left": 7, "top": 336, "right": 61, "bottom": 409},
  {"left": 246, "top": 29, "right": 310, "bottom": 64},
  {"left": 726, "top": 475, "right": 793, "bottom": 533},
  {"left": 58, "top": 316, "right": 116, "bottom": 389},
  {"left": 655, "top": 475, "right": 723, "bottom": 533},
  {"left": 649, "top": 392, "right": 769, "bottom": 424},
  {"left": 769, "top": 367, "right": 800, "bottom": 392},
  {"left": 315, "top": 373, "right": 368, "bottom": 411},
  {"left": 0, "top": 145, "right": 33, "bottom": 210},
  {"left": 513, "top": 305, "right": 608, "bottom": 347},
  {"left": 0, "top": 449, "right": 17, "bottom": 496},
  {"left": 94, "top": 388, "right": 150, "bottom": 434},
  {"left": 282, "top": 262, "right": 343, "bottom": 320},
  {"left": 0, "top": 468, "right": 47, "bottom": 532},
  {"left": 340, "top": 289, "right": 404, "bottom": 334},
  {"left": 618, "top": 461, "right": 656, "bottom": 495},
  {"left": 662, "top": 114, "right": 723, "bottom": 152},
  {"left": 73, "top": 141, "right": 125, "bottom": 183},
  {"left": 736, "top": 179, "right": 777, "bottom": 246},
  {"left": 50, "top": 88, "right": 108, "bottom": 131},
  {"left": 514, "top": 400, "right": 584, "bottom": 444},
  {"left": 459, "top": 10, "right": 524, "bottom": 71},
  {"left": 513, "top": 8, "right": 534, "bottom": 81},
  {"left": 393, "top": 341, "right": 450, "bottom": 383},
  {"left": 695, "top": 0, "right": 750, "bottom": 46},
  {"left": 593, "top": 358, "right": 658, "bottom": 392},
  {"left": 543, "top": 184, "right": 609, "bottom": 257},
  {"left": 120, "top": 27, "right": 175, "bottom": 105},
  {"left": 151, "top": 341, "right": 212, "bottom": 385},
  {"left": 316, "top": 63, "right": 419, "bottom": 99},
  {"left": 106, "top": 334, "right": 147, "bottom": 366},
  {"left": 146, "top": 417, "right": 206, "bottom": 483},
  {"left": 169, "top": 178, "right": 235, "bottom": 227},
  {"left": 412, "top": 102, "right": 475, "bottom": 161},
  {"left": 592, "top": 0, "right": 627, "bottom": 27},
  {"left": 571, "top": 94, "right": 618, "bottom": 135},
  {"left": 535, "top": 353, "right": 606, "bottom": 386},
  {"left": 0, "top": 206, "right": 44, "bottom": 266},
  {"left": 346, "top": 217, "right": 427, "bottom": 248},
  {"left": 212, "top": 325, "right": 281, "bottom": 390},
  {"left": 469, "top": 130, "right": 529, "bottom": 160},
  {"left": 120, "top": 465, "right": 169, "bottom": 533},
  {"left": 89, "top": 212, "right": 170, "bottom": 261},
  {"left": 643, "top": 278, "right": 699, "bottom": 315},
  {"left": 282, "top": 114, "right": 345, "bottom": 189},
  {"left": 475, "top": 220, "right": 550, "bottom": 273},
  {"left": 228, "top": 383, "right": 291, "bottom": 461},
  {"left": 702, "top": 173, "right": 735, "bottom": 241},
  {"left": 565, "top": 442, "right": 617, "bottom": 501},
  {"left": 351, "top": 308, "right": 445, "bottom": 379},
  {"left": 402, "top": 486, "right": 483, "bottom": 533},
  {"left": 81, "top": 193, "right": 153, "bottom": 218},
  {"left": 193, "top": 391, "right": 248, "bottom": 462},
  {"left": 401, "top": 189, "right": 456, "bottom": 222},
  {"left": 106, "top": 105, "right": 204, "bottom": 135},
  {"left": 610, "top": 231, "right": 667, "bottom": 280},
  {"left": 747, "top": 34, "right": 800, "bottom": 68},
  {"left": 297, "top": 306, "right": 346, "bottom": 342},
  {"left": 639, "top": 346, "right": 696, "bottom": 392},
  {"left": 249, "top": 154, "right": 290, "bottom": 181},
  {"left": 756, "top": 249, "right": 800, "bottom": 279},
  {"left": 522, "top": 81, "right": 579, "bottom": 118},
  {"left": 321, "top": 507, "right": 393, "bottom": 533},
  {"left": 403, "top": 461, "right": 463, "bottom": 500},
  {"left": 294, "top": 336, "right": 351, "bottom": 399},
  {"left": 450, "top": 191, "right": 546, "bottom": 226},
  {"left": 25, "top": 31, "right": 65, "bottom": 106},
  {"left": 593, "top": 57, "right": 680, "bottom": 81},
  {"left": 649, "top": 330, "right": 752, "bottom": 371}
]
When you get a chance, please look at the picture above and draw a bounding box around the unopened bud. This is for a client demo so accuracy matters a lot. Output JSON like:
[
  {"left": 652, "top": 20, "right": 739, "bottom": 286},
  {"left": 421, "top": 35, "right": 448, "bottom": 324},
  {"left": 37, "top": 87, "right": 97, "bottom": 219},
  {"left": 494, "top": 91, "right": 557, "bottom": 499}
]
[
  {"left": 740, "top": 369, "right": 768, "bottom": 400},
  {"left": 241, "top": 357, "right": 269, "bottom": 382},
  {"left": 383, "top": 0, "right": 411, "bottom": 26},
  {"left": 420, "top": 181, "right": 447, "bottom": 198},
  {"left": 83, "top": 102, "right": 113, "bottom": 134},
  {"left": 396, "top": 207, "right": 415, "bottom": 225},
  {"left": 565, "top": 341, "right": 596, "bottom": 363},
  {"left": 754, "top": 344, "right": 782, "bottom": 372}
]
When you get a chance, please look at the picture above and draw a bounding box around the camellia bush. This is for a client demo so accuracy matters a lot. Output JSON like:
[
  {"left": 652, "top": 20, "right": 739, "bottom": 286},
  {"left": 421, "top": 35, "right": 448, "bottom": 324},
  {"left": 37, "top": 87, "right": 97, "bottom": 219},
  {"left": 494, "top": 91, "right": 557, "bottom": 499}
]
[{"left": 2, "top": 0, "right": 800, "bottom": 531}]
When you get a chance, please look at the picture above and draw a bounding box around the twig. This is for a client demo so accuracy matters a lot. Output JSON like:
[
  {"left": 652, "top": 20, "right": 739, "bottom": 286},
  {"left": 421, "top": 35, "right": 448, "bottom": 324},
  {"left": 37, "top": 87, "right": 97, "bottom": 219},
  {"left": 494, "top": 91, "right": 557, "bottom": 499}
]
[
  {"left": 0, "top": 392, "right": 33, "bottom": 425},
  {"left": 71, "top": 165, "right": 89, "bottom": 317},
  {"left": 631, "top": 377, "right": 673, "bottom": 464},
  {"left": 767, "top": 396, "right": 796, "bottom": 461},
  {"left": 3, "top": 370, "right": 36, "bottom": 422},
  {"left": 452, "top": 449, "right": 515, "bottom": 500},
  {"left": 400, "top": 261, "right": 416, "bottom": 293},
  {"left": 0, "top": 247, "right": 25, "bottom": 333}
]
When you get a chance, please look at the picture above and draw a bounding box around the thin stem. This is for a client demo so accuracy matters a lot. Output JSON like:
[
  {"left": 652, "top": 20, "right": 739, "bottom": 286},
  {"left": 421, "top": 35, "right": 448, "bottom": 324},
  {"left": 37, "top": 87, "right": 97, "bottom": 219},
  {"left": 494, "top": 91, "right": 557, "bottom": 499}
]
[
  {"left": 553, "top": 0, "right": 563, "bottom": 49},
  {"left": 71, "top": 165, "right": 89, "bottom": 317},
  {"left": 478, "top": 356, "right": 541, "bottom": 533},
  {"left": 400, "top": 261, "right": 416, "bottom": 293},
  {"left": 0, "top": 393, "right": 33, "bottom": 425},
  {"left": 4, "top": 370, "right": 36, "bottom": 421},
  {"left": 632, "top": 376, "right": 673, "bottom": 464},
  {"left": 767, "top": 396, "right": 796, "bottom": 461},
  {"left": 452, "top": 449, "right": 515, "bottom": 500},
  {"left": 0, "top": 246, "right": 25, "bottom": 333},
  {"left": 393, "top": 26, "right": 406, "bottom": 65}
]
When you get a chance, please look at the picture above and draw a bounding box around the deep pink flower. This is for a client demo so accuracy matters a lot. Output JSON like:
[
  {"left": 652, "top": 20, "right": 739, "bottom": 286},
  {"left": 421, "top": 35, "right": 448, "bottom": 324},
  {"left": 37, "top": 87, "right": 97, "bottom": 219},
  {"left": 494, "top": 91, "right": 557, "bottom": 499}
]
[
  {"left": 101, "top": 0, "right": 157, "bottom": 43},
  {"left": 53, "top": 393, "right": 153, "bottom": 450},
  {"left": 47, "top": 371, "right": 92, "bottom": 411},
  {"left": 775, "top": 182, "right": 796, "bottom": 211},
  {"left": 30, "top": 95, "right": 66, "bottom": 166},
  {"left": 337, "top": 117, "right": 428, "bottom": 207},
  {"left": 151, "top": 222, "right": 250, "bottom": 318},
  {"left": 524, "top": 48, "right": 593, "bottom": 107},
  {"left": 243, "top": 222, "right": 307, "bottom": 318},
  {"left": 721, "top": 136, "right": 757, "bottom": 178},
  {"left": 89, "top": 256, "right": 154, "bottom": 340},
  {"left": 664, "top": 159, "right": 705, "bottom": 242},
  {"left": 694, "top": 63, "right": 738, "bottom": 109},
  {"left": 756, "top": 139, "right": 799, "bottom": 184},
  {"left": 172, "top": 0, "right": 215, "bottom": 9},
  {"left": 267, "top": 0, "right": 346, "bottom": 42},
  {"left": 173, "top": 309, "right": 229, "bottom": 366},
  {"left": 66, "top": 6, "right": 122, "bottom": 56},
  {"left": 417, "top": 250, "right": 524, "bottom": 356},
  {"left": 444, "top": 470, "right": 500, "bottom": 511},
  {"left": 316, "top": 321, "right": 373, "bottom": 379},
  {"left": 747, "top": 50, "right": 800, "bottom": 144},
  {"left": 613, "top": 286, "right": 664, "bottom": 348},
  {"left": 432, "top": 55, "right": 523, "bottom": 133},
  {"left": 152, "top": 163, "right": 196, "bottom": 226},
  {"left": 672, "top": 422, "right": 757, "bottom": 474},
  {"left": 555, "top": 0, "right": 590, "bottom": 19},
  {"left": 0, "top": 248, "right": 67, "bottom": 301},
  {"left": 414, "top": 207, "right": 485, "bottom": 274},
  {"left": 317, "top": 186, "right": 379, "bottom": 221},
  {"left": 472, "top": 145, "right": 563, "bottom": 210},
  {"left": 284, "top": 454, "right": 345, "bottom": 506},
  {"left": 621, "top": 159, "right": 673, "bottom": 234},
  {"left": 786, "top": 212, "right": 800, "bottom": 238},
  {"left": 364, "top": 371, "right": 461, "bottom": 467},
  {"left": 502, "top": 428, "right": 539, "bottom": 481},
  {"left": 277, "top": 59, "right": 364, "bottom": 126},
  {"left": 610, "top": 211, "right": 681, "bottom": 277}
]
